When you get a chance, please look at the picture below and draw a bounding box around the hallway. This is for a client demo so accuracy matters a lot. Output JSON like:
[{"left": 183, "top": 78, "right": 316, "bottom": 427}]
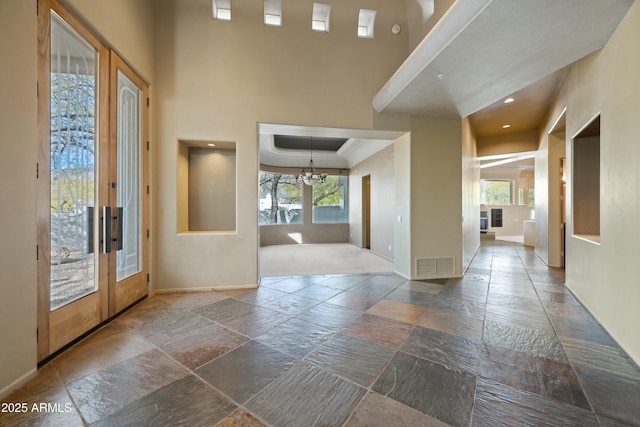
[{"left": 2, "top": 241, "right": 639, "bottom": 426}]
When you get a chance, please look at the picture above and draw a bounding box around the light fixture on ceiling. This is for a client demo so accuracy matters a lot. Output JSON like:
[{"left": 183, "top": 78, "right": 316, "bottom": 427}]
[
  {"left": 299, "top": 137, "right": 327, "bottom": 186},
  {"left": 502, "top": 124, "right": 511, "bottom": 129},
  {"left": 504, "top": 97, "right": 515, "bottom": 104}
]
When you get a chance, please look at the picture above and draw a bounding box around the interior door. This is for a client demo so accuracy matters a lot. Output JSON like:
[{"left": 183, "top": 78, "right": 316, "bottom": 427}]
[{"left": 108, "top": 52, "right": 149, "bottom": 315}]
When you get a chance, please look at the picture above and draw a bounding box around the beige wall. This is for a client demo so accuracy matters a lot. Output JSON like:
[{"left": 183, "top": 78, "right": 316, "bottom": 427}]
[
  {"left": 0, "top": 0, "right": 38, "bottom": 397},
  {"left": 462, "top": 118, "right": 480, "bottom": 269},
  {"left": 349, "top": 145, "right": 396, "bottom": 260},
  {"left": 0, "top": 0, "right": 156, "bottom": 397},
  {"left": 404, "top": 0, "right": 455, "bottom": 52},
  {"left": 188, "top": 147, "right": 237, "bottom": 232},
  {"left": 476, "top": 130, "right": 539, "bottom": 157},
  {"left": 409, "top": 116, "right": 463, "bottom": 279},
  {"left": 538, "top": 1, "right": 640, "bottom": 364},
  {"left": 154, "top": 0, "right": 409, "bottom": 290},
  {"left": 393, "top": 133, "right": 412, "bottom": 277}
]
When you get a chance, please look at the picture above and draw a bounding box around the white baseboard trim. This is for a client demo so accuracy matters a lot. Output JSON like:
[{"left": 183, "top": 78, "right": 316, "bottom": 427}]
[
  {"left": 0, "top": 368, "right": 37, "bottom": 400},
  {"left": 152, "top": 284, "right": 258, "bottom": 294}
]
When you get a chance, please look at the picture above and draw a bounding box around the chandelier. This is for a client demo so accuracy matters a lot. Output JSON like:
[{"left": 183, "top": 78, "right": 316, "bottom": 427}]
[{"left": 299, "top": 137, "right": 327, "bottom": 186}]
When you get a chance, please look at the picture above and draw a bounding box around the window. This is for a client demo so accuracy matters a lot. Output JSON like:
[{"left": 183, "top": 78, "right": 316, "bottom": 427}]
[
  {"left": 358, "top": 9, "right": 376, "bottom": 39},
  {"left": 259, "top": 172, "right": 302, "bottom": 224},
  {"left": 212, "top": 0, "right": 231, "bottom": 21},
  {"left": 312, "top": 175, "right": 348, "bottom": 223},
  {"left": 480, "top": 179, "right": 512, "bottom": 205},
  {"left": 264, "top": 0, "right": 282, "bottom": 26},
  {"left": 312, "top": 3, "right": 331, "bottom": 32}
]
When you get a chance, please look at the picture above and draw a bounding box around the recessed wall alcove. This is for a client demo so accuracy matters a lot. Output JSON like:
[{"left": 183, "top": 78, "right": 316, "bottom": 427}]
[
  {"left": 177, "top": 140, "right": 237, "bottom": 233},
  {"left": 572, "top": 115, "right": 600, "bottom": 243}
]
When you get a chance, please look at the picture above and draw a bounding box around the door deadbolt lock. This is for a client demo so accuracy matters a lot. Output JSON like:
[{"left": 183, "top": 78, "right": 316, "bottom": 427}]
[{"left": 111, "top": 182, "right": 117, "bottom": 188}]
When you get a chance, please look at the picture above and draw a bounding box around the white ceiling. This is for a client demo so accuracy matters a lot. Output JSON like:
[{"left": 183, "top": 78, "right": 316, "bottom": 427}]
[
  {"left": 258, "top": 124, "right": 404, "bottom": 169},
  {"left": 373, "top": 0, "right": 634, "bottom": 118}
]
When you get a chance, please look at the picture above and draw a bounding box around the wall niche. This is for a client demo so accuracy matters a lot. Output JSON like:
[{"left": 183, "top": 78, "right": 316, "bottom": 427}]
[
  {"left": 572, "top": 115, "right": 600, "bottom": 241},
  {"left": 177, "top": 140, "right": 236, "bottom": 233}
]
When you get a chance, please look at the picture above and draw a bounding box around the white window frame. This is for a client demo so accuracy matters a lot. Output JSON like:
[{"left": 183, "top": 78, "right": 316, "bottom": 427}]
[
  {"left": 212, "top": 0, "right": 231, "bottom": 21},
  {"left": 264, "top": 0, "right": 282, "bottom": 26},
  {"left": 358, "top": 9, "right": 376, "bottom": 39},
  {"left": 312, "top": 3, "right": 331, "bottom": 33}
]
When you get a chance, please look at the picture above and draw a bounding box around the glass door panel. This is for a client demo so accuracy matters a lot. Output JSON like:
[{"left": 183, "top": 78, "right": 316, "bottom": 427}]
[
  {"left": 116, "top": 70, "right": 142, "bottom": 282},
  {"left": 49, "top": 12, "right": 98, "bottom": 310}
]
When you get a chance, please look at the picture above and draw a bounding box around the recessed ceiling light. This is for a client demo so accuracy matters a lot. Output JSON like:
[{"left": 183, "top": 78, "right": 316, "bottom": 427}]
[
  {"left": 208, "top": 143, "right": 216, "bottom": 147},
  {"left": 502, "top": 124, "right": 511, "bottom": 129},
  {"left": 504, "top": 97, "right": 515, "bottom": 104}
]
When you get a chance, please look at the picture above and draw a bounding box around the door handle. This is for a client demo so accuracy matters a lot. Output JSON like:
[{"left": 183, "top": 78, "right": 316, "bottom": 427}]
[
  {"left": 87, "top": 206, "right": 94, "bottom": 254},
  {"left": 115, "top": 207, "right": 124, "bottom": 252},
  {"left": 103, "top": 206, "right": 112, "bottom": 254}
]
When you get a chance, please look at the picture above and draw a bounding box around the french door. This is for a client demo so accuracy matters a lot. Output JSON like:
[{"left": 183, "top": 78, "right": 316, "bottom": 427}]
[{"left": 37, "top": 0, "right": 149, "bottom": 361}]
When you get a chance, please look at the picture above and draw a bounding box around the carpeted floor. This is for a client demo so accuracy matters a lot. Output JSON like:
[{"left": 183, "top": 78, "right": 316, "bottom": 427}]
[{"left": 259, "top": 243, "right": 394, "bottom": 277}]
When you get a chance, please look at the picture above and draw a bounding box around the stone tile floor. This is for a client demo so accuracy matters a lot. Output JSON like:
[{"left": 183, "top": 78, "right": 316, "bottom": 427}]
[{"left": 2, "top": 241, "right": 640, "bottom": 426}]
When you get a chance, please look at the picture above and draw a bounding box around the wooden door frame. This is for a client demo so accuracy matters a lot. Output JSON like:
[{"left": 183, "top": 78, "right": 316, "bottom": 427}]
[
  {"left": 108, "top": 51, "right": 150, "bottom": 316},
  {"left": 37, "top": 0, "right": 111, "bottom": 361}
]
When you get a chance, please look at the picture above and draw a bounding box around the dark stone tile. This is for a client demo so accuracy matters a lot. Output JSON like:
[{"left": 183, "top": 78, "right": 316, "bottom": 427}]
[
  {"left": 155, "top": 291, "right": 229, "bottom": 310},
  {"left": 342, "top": 312, "right": 413, "bottom": 349},
  {"left": 220, "top": 307, "right": 290, "bottom": 338},
  {"left": 195, "top": 340, "right": 295, "bottom": 404},
  {"left": 52, "top": 320, "right": 155, "bottom": 383},
  {"left": 562, "top": 337, "right": 640, "bottom": 381},
  {"left": 261, "top": 293, "right": 320, "bottom": 315},
  {"left": 159, "top": 323, "right": 249, "bottom": 370},
  {"left": 246, "top": 362, "right": 366, "bottom": 427},
  {"left": 373, "top": 351, "right": 476, "bottom": 426},
  {"left": 346, "top": 391, "right": 448, "bottom": 427},
  {"left": 291, "top": 284, "right": 345, "bottom": 301},
  {"left": 478, "top": 344, "right": 590, "bottom": 410},
  {"left": 325, "top": 291, "right": 382, "bottom": 312},
  {"left": 417, "top": 307, "right": 484, "bottom": 341},
  {"left": 367, "top": 299, "right": 425, "bottom": 324},
  {"left": 430, "top": 295, "right": 486, "bottom": 319},
  {"left": 551, "top": 315, "right": 618, "bottom": 347},
  {"left": 486, "top": 292, "right": 545, "bottom": 312},
  {"left": 483, "top": 319, "right": 566, "bottom": 361},
  {"left": 318, "top": 275, "right": 370, "bottom": 290},
  {"left": 233, "top": 286, "right": 288, "bottom": 306},
  {"left": 216, "top": 409, "right": 266, "bottom": 427},
  {"left": 307, "top": 333, "right": 394, "bottom": 387},
  {"left": 438, "top": 280, "right": 489, "bottom": 302},
  {"left": 401, "top": 326, "right": 480, "bottom": 374},
  {"left": 485, "top": 304, "right": 553, "bottom": 332},
  {"left": 296, "top": 301, "right": 362, "bottom": 330},
  {"left": 348, "top": 281, "right": 398, "bottom": 298},
  {"left": 385, "top": 287, "right": 436, "bottom": 307},
  {"left": 472, "top": 378, "right": 598, "bottom": 427},
  {"left": 66, "top": 349, "right": 188, "bottom": 424},
  {"left": 398, "top": 280, "right": 444, "bottom": 295},
  {"left": 488, "top": 283, "right": 538, "bottom": 299},
  {"left": 262, "top": 277, "right": 315, "bottom": 293},
  {"left": 194, "top": 298, "right": 257, "bottom": 323},
  {"left": 134, "top": 309, "right": 219, "bottom": 347},
  {"left": 92, "top": 375, "right": 236, "bottom": 427},
  {"left": 364, "top": 274, "right": 406, "bottom": 287},
  {"left": 255, "top": 317, "right": 335, "bottom": 359},
  {"left": 538, "top": 289, "right": 581, "bottom": 305},
  {"left": 576, "top": 366, "right": 640, "bottom": 426},
  {"left": 0, "top": 364, "right": 84, "bottom": 427},
  {"left": 543, "top": 300, "right": 593, "bottom": 322}
]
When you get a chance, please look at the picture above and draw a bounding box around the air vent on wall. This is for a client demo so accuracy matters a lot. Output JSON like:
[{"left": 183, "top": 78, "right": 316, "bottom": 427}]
[{"left": 415, "top": 257, "right": 455, "bottom": 278}]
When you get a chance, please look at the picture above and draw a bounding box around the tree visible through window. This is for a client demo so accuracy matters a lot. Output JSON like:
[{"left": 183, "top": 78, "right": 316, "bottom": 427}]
[
  {"left": 259, "top": 172, "right": 301, "bottom": 224},
  {"left": 313, "top": 175, "right": 347, "bottom": 223},
  {"left": 481, "top": 180, "right": 512, "bottom": 205}
]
